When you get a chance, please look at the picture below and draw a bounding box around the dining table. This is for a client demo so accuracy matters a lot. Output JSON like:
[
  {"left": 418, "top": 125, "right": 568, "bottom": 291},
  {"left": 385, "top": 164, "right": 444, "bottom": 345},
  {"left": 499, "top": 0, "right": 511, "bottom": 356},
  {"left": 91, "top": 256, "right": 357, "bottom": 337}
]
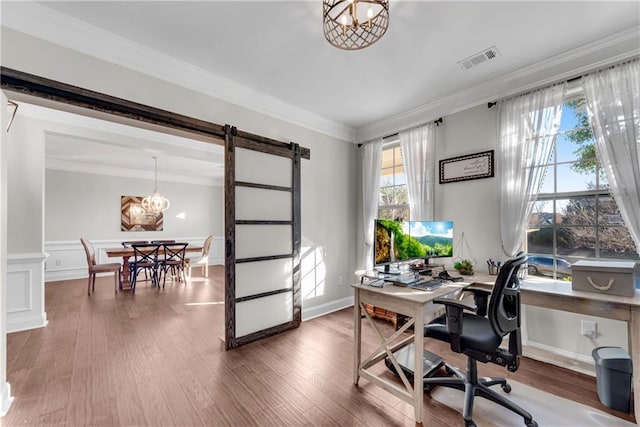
[{"left": 105, "top": 244, "right": 203, "bottom": 290}]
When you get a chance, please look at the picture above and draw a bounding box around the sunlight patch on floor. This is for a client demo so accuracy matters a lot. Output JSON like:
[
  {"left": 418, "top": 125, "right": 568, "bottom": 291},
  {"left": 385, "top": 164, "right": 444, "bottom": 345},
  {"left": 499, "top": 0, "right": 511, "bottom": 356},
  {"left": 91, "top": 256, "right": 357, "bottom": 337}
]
[{"left": 185, "top": 301, "right": 224, "bottom": 306}]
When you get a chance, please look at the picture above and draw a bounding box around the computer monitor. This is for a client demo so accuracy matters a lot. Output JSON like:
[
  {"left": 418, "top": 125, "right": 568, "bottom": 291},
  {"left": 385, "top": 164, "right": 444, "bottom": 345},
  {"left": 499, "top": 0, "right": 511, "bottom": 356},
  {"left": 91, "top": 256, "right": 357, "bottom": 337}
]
[
  {"left": 374, "top": 219, "right": 454, "bottom": 272},
  {"left": 409, "top": 220, "right": 454, "bottom": 265},
  {"left": 374, "top": 219, "right": 409, "bottom": 273}
]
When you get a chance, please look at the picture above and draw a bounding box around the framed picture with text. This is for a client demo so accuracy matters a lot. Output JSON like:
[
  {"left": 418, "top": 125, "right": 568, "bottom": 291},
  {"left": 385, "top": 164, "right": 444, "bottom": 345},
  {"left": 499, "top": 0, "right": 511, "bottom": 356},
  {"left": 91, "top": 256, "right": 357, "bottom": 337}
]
[{"left": 439, "top": 150, "right": 494, "bottom": 184}]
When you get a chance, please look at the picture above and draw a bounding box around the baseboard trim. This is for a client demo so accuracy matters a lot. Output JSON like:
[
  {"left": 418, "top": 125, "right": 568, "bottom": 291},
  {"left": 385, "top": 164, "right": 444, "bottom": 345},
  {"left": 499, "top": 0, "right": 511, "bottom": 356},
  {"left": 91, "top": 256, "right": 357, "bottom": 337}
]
[
  {"left": 302, "top": 296, "right": 354, "bottom": 321},
  {"left": 0, "top": 382, "right": 13, "bottom": 417},
  {"left": 523, "top": 341, "right": 596, "bottom": 377},
  {"left": 7, "top": 313, "right": 48, "bottom": 334}
]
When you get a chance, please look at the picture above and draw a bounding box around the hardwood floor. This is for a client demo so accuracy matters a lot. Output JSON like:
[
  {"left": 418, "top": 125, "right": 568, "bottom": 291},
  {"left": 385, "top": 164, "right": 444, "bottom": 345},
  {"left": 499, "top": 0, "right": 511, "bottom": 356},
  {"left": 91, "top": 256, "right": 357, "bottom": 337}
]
[{"left": 4, "top": 266, "right": 635, "bottom": 426}]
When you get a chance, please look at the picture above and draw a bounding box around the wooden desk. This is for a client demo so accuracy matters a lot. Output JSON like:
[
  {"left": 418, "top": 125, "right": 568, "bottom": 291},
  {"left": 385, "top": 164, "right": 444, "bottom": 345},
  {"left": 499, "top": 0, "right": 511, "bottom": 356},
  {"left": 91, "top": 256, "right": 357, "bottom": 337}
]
[
  {"left": 352, "top": 280, "right": 470, "bottom": 426},
  {"left": 105, "top": 245, "right": 203, "bottom": 290},
  {"left": 471, "top": 277, "right": 640, "bottom": 425}
]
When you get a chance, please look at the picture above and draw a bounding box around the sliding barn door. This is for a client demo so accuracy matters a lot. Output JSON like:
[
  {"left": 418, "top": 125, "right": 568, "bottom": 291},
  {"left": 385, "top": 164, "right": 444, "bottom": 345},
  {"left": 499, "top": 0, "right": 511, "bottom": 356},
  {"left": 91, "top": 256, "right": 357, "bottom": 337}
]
[{"left": 224, "top": 125, "right": 304, "bottom": 349}]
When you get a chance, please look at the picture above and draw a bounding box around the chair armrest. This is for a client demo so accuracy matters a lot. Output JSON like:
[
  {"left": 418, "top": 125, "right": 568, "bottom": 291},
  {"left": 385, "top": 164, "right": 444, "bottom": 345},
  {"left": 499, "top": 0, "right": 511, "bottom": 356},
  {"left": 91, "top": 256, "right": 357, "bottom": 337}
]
[
  {"left": 433, "top": 297, "right": 477, "bottom": 352},
  {"left": 433, "top": 297, "right": 477, "bottom": 312},
  {"left": 462, "top": 286, "right": 491, "bottom": 317}
]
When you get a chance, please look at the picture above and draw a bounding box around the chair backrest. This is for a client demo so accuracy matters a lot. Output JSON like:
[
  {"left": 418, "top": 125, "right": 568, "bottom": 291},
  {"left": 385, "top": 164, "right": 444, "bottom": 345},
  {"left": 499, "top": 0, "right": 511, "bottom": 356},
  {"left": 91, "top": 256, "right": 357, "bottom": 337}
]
[
  {"left": 202, "top": 235, "right": 213, "bottom": 257},
  {"left": 80, "top": 237, "right": 96, "bottom": 267},
  {"left": 131, "top": 243, "right": 161, "bottom": 265},
  {"left": 488, "top": 251, "right": 527, "bottom": 338},
  {"left": 122, "top": 240, "right": 148, "bottom": 248},
  {"left": 163, "top": 243, "right": 188, "bottom": 263}
]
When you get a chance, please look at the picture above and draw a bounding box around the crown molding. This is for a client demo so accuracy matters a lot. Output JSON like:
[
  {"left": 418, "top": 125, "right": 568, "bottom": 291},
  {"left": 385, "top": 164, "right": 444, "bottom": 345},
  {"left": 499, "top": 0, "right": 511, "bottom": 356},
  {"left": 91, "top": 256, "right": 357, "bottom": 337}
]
[
  {"left": 356, "top": 26, "right": 640, "bottom": 143},
  {"left": 4, "top": 3, "right": 637, "bottom": 145},
  {"left": 45, "top": 159, "right": 222, "bottom": 187},
  {"left": 1, "top": 2, "right": 355, "bottom": 142}
]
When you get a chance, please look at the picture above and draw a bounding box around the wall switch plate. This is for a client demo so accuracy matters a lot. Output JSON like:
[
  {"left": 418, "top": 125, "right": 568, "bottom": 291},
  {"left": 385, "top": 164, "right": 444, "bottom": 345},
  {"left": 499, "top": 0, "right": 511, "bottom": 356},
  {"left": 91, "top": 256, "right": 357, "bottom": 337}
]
[{"left": 581, "top": 320, "right": 597, "bottom": 338}]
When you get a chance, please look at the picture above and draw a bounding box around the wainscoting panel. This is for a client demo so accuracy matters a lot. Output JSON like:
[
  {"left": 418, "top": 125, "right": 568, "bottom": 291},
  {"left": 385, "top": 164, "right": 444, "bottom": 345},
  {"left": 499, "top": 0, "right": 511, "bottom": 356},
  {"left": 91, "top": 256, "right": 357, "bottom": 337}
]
[
  {"left": 6, "top": 270, "right": 31, "bottom": 312},
  {"left": 7, "top": 253, "right": 48, "bottom": 333},
  {"left": 44, "top": 236, "right": 224, "bottom": 282}
]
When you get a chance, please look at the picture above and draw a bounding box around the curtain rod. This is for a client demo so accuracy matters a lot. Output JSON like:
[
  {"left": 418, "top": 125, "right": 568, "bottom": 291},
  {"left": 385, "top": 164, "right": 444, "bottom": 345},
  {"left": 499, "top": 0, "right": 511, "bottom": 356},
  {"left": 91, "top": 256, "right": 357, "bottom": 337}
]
[
  {"left": 487, "top": 56, "right": 638, "bottom": 108},
  {"left": 357, "top": 117, "right": 443, "bottom": 147}
]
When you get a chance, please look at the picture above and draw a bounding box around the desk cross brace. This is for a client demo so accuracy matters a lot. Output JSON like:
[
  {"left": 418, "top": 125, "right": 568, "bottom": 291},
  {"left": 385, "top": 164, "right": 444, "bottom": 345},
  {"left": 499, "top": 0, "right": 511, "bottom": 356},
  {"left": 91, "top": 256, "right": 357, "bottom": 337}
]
[{"left": 359, "top": 302, "right": 419, "bottom": 402}]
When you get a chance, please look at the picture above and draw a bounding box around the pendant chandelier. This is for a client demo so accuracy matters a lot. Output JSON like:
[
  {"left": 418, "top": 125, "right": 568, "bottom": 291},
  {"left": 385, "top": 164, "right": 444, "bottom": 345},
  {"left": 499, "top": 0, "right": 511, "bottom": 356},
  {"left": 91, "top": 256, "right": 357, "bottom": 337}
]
[
  {"left": 322, "top": 0, "right": 389, "bottom": 50},
  {"left": 142, "top": 156, "right": 170, "bottom": 214}
]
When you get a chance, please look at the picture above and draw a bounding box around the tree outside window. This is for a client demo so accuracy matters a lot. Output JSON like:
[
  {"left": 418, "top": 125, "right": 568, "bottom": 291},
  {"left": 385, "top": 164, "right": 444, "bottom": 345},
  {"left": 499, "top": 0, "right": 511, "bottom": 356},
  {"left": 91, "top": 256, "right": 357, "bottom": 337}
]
[
  {"left": 527, "top": 97, "right": 638, "bottom": 279},
  {"left": 378, "top": 144, "right": 409, "bottom": 221}
]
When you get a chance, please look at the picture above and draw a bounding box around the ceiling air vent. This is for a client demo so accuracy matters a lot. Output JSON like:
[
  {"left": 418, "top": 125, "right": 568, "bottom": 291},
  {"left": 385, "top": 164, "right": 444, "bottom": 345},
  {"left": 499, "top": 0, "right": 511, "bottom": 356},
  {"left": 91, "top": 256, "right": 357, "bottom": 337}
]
[{"left": 458, "top": 46, "right": 500, "bottom": 70}]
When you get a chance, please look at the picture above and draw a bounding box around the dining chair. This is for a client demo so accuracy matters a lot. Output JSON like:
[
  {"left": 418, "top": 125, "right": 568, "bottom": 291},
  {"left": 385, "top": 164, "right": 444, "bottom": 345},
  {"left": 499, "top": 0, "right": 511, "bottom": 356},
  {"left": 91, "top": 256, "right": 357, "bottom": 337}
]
[
  {"left": 187, "top": 235, "right": 213, "bottom": 278},
  {"left": 130, "top": 243, "right": 161, "bottom": 292},
  {"left": 122, "top": 240, "right": 150, "bottom": 280},
  {"left": 80, "top": 237, "right": 121, "bottom": 295},
  {"left": 159, "top": 242, "right": 188, "bottom": 287}
]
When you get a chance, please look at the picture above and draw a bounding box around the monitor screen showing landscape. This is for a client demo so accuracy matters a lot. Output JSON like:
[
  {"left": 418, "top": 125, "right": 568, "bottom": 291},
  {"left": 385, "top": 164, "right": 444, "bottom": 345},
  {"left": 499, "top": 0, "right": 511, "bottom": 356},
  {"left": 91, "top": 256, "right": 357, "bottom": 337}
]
[
  {"left": 374, "top": 219, "right": 453, "bottom": 267},
  {"left": 409, "top": 220, "right": 454, "bottom": 258}
]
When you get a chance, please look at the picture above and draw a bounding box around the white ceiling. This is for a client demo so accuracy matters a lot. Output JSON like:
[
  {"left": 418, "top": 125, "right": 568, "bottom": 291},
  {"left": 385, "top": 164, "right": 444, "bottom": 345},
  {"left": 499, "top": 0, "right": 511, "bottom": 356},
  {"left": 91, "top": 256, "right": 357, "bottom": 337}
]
[{"left": 2, "top": 1, "right": 640, "bottom": 179}]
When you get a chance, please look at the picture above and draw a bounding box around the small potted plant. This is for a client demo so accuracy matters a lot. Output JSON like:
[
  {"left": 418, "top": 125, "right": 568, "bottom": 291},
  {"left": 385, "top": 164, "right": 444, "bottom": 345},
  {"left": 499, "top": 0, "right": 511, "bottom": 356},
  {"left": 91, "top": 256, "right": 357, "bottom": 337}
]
[{"left": 454, "top": 259, "right": 474, "bottom": 275}]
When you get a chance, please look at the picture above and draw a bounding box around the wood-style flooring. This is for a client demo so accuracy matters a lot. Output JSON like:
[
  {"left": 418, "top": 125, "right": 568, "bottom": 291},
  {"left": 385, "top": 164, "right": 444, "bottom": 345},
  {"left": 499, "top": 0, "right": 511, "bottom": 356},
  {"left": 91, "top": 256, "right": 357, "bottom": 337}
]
[{"left": 4, "top": 266, "right": 635, "bottom": 426}]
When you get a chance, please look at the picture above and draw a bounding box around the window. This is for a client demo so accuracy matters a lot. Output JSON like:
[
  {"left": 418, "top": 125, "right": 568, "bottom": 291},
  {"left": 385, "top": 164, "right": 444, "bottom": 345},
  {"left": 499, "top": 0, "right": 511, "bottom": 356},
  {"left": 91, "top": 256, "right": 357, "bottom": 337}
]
[
  {"left": 527, "top": 95, "right": 638, "bottom": 279},
  {"left": 378, "top": 143, "right": 409, "bottom": 221}
]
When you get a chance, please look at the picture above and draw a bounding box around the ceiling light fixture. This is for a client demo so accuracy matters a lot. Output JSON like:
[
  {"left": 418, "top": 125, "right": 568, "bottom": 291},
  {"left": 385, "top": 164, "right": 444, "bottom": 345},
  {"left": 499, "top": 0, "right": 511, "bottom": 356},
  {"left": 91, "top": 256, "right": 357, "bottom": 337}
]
[
  {"left": 323, "top": 0, "right": 389, "bottom": 50},
  {"left": 142, "top": 156, "right": 170, "bottom": 214}
]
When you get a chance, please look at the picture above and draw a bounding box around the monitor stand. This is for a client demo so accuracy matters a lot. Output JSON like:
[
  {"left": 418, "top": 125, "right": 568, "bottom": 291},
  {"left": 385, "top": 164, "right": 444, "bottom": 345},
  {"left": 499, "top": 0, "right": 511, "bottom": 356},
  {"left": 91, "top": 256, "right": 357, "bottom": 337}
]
[
  {"left": 424, "top": 258, "right": 444, "bottom": 268},
  {"left": 378, "top": 264, "right": 401, "bottom": 275}
]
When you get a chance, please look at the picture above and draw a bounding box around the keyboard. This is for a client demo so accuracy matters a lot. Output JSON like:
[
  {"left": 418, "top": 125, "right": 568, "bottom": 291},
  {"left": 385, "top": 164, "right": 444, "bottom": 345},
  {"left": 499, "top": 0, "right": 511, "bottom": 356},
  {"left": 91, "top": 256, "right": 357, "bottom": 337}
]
[
  {"left": 387, "top": 275, "right": 423, "bottom": 286},
  {"left": 409, "top": 278, "right": 447, "bottom": 291}
]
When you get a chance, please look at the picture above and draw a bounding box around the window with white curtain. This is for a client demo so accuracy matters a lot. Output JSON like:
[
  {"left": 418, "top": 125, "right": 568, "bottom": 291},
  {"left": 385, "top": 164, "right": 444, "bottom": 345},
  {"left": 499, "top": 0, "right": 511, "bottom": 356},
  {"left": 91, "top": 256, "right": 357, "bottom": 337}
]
[
  {"left": 378, "top": 142, "right": 410, "bottom": 221},
  {"left": 526, "top": 93, "right": 639, "bottom": 279}
]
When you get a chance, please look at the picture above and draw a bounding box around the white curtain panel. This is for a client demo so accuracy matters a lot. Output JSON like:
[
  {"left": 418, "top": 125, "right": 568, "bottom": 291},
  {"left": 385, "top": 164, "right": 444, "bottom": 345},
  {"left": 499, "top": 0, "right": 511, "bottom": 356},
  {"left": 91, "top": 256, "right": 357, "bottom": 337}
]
[
  {"left": 399, "top": 123, "right": 436, "bottom": 221},
  {"left": 361, "top": 139, "right": 383, "bottom": 270},
  {"left": 583, "top": 59, "right": 640, "bottom": 254},
  {"left": 497, "top": 84, "right": 565, "bottom": 257}
]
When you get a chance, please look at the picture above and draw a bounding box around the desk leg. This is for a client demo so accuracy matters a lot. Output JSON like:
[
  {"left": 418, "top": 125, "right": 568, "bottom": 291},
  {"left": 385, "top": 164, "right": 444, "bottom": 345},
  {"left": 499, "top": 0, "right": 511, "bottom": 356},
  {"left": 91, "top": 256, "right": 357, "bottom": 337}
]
[
  {"left": 413, "top": 304, "right": 425, "bottom": 426},
  {"left": 353, "top": 288, "right": 361, "bottom": 385},
  {"left": 631, "top": 308, "right": 639, "bottom": 425},
  {"left": 120, "top": 255, "right": 132, "bottom": 290}
]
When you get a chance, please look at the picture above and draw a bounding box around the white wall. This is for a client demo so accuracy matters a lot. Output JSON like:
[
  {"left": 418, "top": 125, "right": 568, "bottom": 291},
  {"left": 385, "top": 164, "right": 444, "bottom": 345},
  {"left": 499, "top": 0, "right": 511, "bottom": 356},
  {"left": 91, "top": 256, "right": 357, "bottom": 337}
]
[
  {"left": 1, "top": 28, "right": 358, "bottom": 316},
  {"left": 5, "top": 110, "right": 48, "bottom": 334},
  {"left": 6, "top": 116, "right": 45, "bottom": 254},
  {"left": 435, "top": 105, "right": 502, "bottom": 267},
  {"left": 45, "top": 169, "right": 221, "bottom": 241}
]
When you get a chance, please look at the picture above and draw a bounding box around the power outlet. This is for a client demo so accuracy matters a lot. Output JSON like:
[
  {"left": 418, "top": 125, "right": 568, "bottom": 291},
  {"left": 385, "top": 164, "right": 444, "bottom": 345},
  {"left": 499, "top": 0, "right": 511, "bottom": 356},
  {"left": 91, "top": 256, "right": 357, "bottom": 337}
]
[
  {"left": 55, "top": 259, "right": 62, "bottom": 267},
  {"left": 581, "top": 320, "right": 597, "bottom": 338}
]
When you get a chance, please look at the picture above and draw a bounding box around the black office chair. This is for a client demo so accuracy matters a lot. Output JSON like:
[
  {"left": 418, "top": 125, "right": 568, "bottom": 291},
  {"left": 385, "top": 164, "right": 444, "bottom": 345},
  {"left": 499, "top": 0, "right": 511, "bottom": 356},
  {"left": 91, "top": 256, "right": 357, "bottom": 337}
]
[{"left": 423, "top": 252, "right": 537, "bottom": 427}]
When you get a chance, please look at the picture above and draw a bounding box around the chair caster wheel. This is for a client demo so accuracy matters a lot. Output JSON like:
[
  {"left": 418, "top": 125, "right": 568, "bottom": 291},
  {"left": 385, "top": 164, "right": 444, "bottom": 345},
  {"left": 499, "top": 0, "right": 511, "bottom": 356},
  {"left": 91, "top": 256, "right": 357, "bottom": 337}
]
[
  {"left": 526, "top": 420, "right": 538, "bottom": 427},
  {"left": 464, "top": 420, "right": 476, "bottom": 427},
  {"left": 501, "top": 383, "right": 512, "bottom": 393}
]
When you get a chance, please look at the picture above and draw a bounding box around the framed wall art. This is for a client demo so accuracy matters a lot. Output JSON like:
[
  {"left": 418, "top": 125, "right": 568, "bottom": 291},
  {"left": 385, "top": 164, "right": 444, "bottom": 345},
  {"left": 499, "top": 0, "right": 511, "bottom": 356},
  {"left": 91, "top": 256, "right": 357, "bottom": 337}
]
[
  {"left": 121, "top": 195, "right": 163, "bottom": 231},
  {"left": 439, "top": 150, "right": 494, "bottom": 184}
]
